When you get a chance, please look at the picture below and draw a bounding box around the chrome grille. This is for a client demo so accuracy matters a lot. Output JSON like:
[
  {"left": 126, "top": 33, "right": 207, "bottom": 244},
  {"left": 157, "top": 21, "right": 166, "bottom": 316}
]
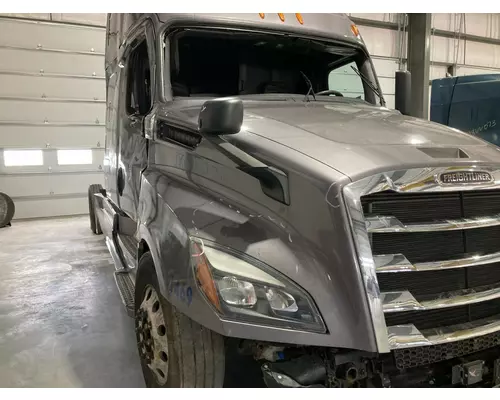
[{"left": 343, "top": 166, "right": 500, "bottom": 355}]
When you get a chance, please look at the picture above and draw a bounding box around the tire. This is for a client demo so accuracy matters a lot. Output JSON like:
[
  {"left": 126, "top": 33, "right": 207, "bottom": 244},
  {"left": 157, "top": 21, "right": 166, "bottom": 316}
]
[
  {"left": 0, "top": 192, "right": 15, "bottom": 228},
  {"left": 134, "top": 252, "right": 225, "bottom": 387},
  {"left": 88, "top": 184, "right": 102, "bottom": 235}
]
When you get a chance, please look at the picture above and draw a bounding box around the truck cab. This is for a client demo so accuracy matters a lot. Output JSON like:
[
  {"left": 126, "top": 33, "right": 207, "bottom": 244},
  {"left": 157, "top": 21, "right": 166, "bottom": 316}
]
[{"left": 89, "top": 13, "right": 500, "bottom": 388}]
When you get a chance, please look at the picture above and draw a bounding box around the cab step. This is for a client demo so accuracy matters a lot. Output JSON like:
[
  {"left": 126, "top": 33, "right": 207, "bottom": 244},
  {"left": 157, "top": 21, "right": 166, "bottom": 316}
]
[{"left": 114, "top": 270, "right": 135, "bottom": 317}]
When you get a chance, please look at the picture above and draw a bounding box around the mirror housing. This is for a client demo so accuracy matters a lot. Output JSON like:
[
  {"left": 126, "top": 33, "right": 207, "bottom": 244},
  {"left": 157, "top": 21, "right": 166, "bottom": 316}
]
[
  {"left": 395, "top": 70, "right": 412, "bottom": 116},
  {"left": 198, "top": 97, "right": 243, "bottom": 135}
]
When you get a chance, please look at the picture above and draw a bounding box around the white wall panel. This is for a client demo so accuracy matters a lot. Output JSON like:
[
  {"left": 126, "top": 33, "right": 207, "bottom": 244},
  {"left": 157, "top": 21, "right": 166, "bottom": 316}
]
[
  {"left": 0, "top": 13, "right": 106, "bottom": 27},
  {"left": 0, "top": 48, "right": 103, "bottom": 76},
  {"left": 0, "top": 125, "right": 104, "bottom": 149},
  {"left": 0, "top": 74, "right": 105, "bottom": 99},
  {"left": 51, "top": 13, "right": 107, "bottom": 27},
  {"left": 463, "top": 41, "right": 500, "bottom": 69},
  {"left": 0, "top": 16, "right": 106, "bottom": 219},
  {"left": 433, "top": 14, "right": 500, "bottom": 40},
  {"left": 0, "top": 18, "right": 105, "bottom": 53},
  {"left": 457, "top": 65, "right": 500, "bottom": 76},
  {"left": 0, "top": 14, "right": 51, "bottom": 21},
  {"left": 430, "top": 13, "right": 500, "bottom": 77},
  {"left": 431, "top": 36, "right": 500, "bottom": 70},
  {"left": 360, "top": 26, "right": 401, "bottom": 58},
  {"left": 371, "top": 58, "right": 400, "bottom": 109},
  {"left": 430, "top": 64, "right": 448, "bottom": 80},
  {"left": 372, "top": 58, "right": 400, "bottom": 78},
  {"left": 12, "top": 196, "right": 97, "bottom": 219},
  {"left": 0, "top": 100, "right": 104, "bottom": 123},
  {"left": 430, "top": 35, "right": 465, "bottom": 65},
  {"left": 0, "top": 173, "right": 101, "bottom": 197}
]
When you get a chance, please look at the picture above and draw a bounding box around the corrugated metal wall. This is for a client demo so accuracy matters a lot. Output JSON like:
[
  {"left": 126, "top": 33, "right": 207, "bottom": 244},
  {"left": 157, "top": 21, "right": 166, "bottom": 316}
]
[
  {"left": 350, "top": 13, "right": 500, "bottom": 113},
  {"left": 0, "top": 14, "right": 106, "bottom": 219}
]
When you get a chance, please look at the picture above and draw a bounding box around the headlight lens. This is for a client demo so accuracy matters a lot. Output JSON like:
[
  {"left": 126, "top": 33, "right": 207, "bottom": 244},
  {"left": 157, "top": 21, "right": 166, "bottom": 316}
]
[
  {"left": 217, "top": 276, "right": 257, "bottom": 307},
  {"left": 191, "top": 238, "right": 325, "bottom": 333}
]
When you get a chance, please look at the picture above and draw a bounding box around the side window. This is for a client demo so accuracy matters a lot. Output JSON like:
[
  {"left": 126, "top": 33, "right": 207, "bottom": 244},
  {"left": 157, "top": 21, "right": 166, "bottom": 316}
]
[
  {"left": 126, "top": 39, "right": 152, "bottom": 116},
  {"left": 328, "top": 61, "right": 364, "bottom": 100}
]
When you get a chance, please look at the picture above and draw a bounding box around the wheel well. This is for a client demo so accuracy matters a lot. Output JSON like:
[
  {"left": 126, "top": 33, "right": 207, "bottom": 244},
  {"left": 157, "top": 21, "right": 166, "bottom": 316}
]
[{"left": 138, "top": 239, "right": 150, "bottom": 262}]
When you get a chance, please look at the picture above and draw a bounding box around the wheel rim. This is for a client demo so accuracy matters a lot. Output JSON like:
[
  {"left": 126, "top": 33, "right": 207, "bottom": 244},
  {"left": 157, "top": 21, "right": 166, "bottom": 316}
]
[{"left": 136, "top": 284, "right": 169, "bottom": 385}]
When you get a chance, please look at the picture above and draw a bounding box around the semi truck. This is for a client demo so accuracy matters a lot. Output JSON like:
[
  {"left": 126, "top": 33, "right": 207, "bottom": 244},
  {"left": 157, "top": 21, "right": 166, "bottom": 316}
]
[{"left": 88, "top": 13, "right": 500, "bottom": 387}]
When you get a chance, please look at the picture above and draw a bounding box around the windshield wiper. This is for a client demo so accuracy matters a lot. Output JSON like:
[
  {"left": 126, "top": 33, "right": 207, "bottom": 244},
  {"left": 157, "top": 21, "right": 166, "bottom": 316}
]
[
  {"left": 350, "top": 66, "right": 385, "bottom": 106},
  {"left": 300, "top": 71, "right": 316, "bottom": 102}
]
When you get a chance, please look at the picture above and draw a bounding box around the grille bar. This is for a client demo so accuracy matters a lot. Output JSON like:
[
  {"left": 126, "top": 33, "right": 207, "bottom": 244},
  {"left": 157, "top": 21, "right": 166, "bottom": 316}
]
[
  {"left": 366, "top": 214, "right": 500, "bottom": 233},
  {"left": 375, "top": 250, "right": 500, "bottom": 273},
  {"left": 387, "top": 313, "right": 500, "bottom": 350},
  {"left": 382, "top": 283, "right": 500, "bottom": 313}
]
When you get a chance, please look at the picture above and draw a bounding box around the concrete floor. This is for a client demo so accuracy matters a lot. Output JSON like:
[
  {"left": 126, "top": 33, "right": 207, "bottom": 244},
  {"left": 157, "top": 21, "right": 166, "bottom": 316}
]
[{"left": 0, "top": 216, "right": 145, "bottom": 387}]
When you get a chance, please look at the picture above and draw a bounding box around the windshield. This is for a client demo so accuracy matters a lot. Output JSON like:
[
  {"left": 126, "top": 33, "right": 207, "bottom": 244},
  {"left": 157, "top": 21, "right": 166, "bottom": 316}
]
[{"left": 166, "top": 28, "right": 382, "bottom": 105}]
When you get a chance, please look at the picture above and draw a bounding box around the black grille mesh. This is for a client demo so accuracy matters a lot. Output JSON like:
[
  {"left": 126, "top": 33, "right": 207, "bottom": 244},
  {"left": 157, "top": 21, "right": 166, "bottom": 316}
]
[
  {"left": 377, "top": 263, "right": 500, "bottom": 299},
  {"left": 393, "top": 330, "right": 500, "bottom": 370},
  {"left": 363, "top": 189, "right": 500, "bottom": 223}
]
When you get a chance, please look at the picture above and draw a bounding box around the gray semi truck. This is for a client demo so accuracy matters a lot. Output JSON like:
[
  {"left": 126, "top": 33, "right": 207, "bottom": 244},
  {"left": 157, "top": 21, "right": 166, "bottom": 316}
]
[{"left": 88, "top": 13, "right": 500, "bottom": 387}]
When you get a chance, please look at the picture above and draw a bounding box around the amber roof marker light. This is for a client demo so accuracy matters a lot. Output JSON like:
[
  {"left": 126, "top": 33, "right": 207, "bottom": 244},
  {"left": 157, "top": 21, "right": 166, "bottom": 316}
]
[
  {"left": 295, "top": 13, "right": 304, "bottom": 25},
  {"left": 351, "top": 24, "right": 361, "bottom": 39},
  {"left": 278, "top": 13, "right": 285, "bottom": 22},
  {"left": 259, "top": 13, "right": 265, "bottom": 19}
]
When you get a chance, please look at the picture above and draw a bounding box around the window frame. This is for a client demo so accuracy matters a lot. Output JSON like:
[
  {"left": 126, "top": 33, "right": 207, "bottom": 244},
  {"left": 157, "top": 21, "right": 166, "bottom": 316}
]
[
  {"left": 326, "top": 54, "right": 380, "bottom": 105},
  {"left": 161, "top": 25, "right": 384, "bottom": 106},
  {"left": 125, "top": 37, "right": 153, "bottom": 117},
  {"left": 121, "top": 18, "right": 156, "bottom": 119}
]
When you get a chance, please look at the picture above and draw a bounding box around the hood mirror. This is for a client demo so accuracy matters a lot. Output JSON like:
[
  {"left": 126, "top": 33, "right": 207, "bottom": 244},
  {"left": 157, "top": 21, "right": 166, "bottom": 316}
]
[{"left": 198, "top": 97, "right": 243, "bottom": 135}]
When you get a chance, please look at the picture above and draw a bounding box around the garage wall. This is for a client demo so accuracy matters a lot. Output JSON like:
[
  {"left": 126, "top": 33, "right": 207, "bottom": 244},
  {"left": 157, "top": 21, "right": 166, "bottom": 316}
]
[
  {"left": 0, "top": 14, "right": 107, "bottom": 219},
  {"left": 349, "top": 13, "right": 500, "bottom": 112},
  {"left": 430, "top": 14, "right": 500, "bottom": 77}
]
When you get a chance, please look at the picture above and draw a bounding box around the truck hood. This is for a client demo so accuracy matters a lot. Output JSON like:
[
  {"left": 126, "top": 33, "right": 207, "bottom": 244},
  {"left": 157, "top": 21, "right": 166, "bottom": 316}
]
[
  {"left": 161, "top": 99, "right": 500, "bottom": 180},
  {"left": 238, "top": 100, "right": 500, "bottom": 179}
]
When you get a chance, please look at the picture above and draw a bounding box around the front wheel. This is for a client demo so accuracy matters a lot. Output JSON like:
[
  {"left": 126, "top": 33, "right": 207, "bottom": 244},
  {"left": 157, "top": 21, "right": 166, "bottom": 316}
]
[{"left": 134, "top": 252, "right": 225, "bottom": 387}]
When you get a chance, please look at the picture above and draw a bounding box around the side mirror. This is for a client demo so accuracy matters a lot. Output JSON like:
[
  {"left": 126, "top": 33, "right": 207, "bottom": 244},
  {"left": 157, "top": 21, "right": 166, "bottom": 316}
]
[
  {"left": 395, "top": 70, "right": 412, "bottom": 116},
  {"left": 198, "top": 97, "right": 244, "bottom": 135}
]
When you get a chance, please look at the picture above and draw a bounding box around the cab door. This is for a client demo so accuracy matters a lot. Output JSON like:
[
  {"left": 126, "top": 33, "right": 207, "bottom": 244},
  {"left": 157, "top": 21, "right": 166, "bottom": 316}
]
[{"left": 116, "top": 19, "right": 155, "bottom": 221}]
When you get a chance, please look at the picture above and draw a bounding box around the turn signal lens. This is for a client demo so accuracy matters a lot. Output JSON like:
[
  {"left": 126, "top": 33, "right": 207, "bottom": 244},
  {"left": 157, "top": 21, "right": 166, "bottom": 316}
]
[
  {"left": 295, "top": 13, "right": 303, "bottom": 25},
  {"left": 278, "top": 13, "right": 285, "bottom": 22},
  {"left": 192, "top": 242, "right": 221, "bottom": 311}
]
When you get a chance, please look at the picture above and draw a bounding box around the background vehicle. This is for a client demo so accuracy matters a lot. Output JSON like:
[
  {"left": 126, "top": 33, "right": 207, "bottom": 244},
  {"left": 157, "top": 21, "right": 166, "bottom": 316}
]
[
  {"left": 89, "top": 13, "right": 500, "bottom": 388},
  {"left": 431, "top": 74, "right": 500, "bottom": 146}
]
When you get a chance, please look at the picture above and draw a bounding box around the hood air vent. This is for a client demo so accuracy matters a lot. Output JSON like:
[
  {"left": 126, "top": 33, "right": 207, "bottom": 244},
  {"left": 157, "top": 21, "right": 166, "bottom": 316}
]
[{"left": 418, "top": 147, "right": 469, "bottom": 159}]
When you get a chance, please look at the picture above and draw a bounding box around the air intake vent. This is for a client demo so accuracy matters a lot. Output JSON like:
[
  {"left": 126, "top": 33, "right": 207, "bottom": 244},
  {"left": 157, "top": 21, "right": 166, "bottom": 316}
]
[
  {"left": 417, "top": 147, "right": 469, "bottom": 159},
  {"left": 157, "top": 122, "right": 201, "bottom": 149}
]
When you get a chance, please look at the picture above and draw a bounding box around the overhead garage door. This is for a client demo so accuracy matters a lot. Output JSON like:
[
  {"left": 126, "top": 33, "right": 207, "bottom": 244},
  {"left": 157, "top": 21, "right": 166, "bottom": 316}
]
[{"left": 0, "top": 15, "right": 106, "bottom": 219}]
